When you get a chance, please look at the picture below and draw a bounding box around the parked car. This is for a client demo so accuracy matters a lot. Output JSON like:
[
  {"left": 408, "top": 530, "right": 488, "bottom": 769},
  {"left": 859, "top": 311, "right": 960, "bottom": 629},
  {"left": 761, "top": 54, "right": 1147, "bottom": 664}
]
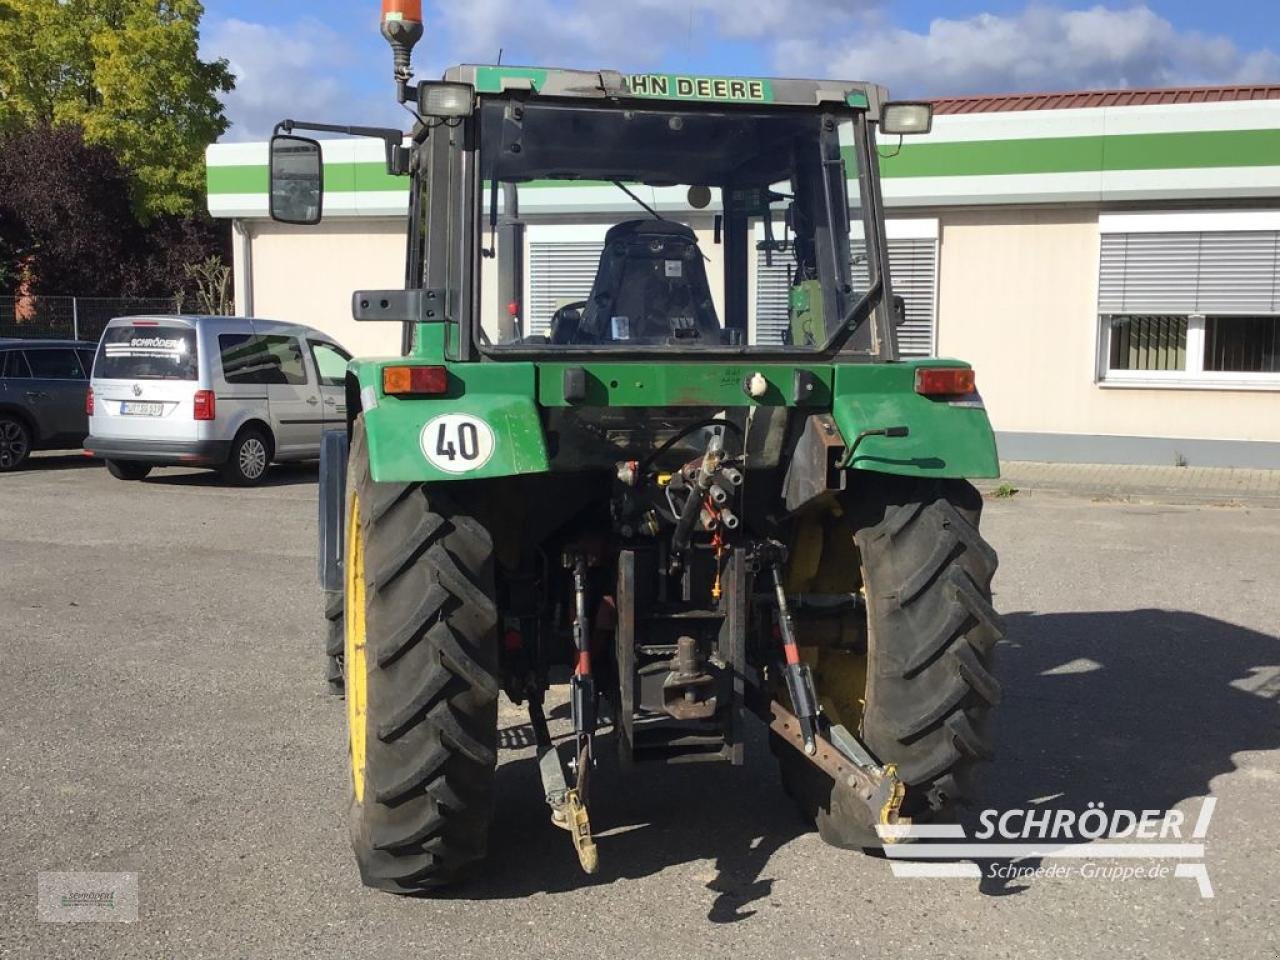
[
  {"left": 0, "top": 338, "right": 97, "bottom": 472},
  {"left": 84, "top": 315, "right": 351, "bottom": 485}
]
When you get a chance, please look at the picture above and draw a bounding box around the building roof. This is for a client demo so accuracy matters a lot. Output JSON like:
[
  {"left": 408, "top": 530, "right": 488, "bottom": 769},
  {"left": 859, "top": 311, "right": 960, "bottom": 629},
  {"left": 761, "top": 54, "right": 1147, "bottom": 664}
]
[{"left": 931, "top": 84, "right": 1280, "bottom": 114}]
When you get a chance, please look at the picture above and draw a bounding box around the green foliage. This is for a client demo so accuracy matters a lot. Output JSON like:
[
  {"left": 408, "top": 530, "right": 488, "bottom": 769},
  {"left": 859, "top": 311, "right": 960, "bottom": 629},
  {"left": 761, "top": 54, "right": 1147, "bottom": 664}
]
[
  {"left": 992, "top": 482, "right": 1019, "bottom": 499},
  {"left": 0, "top": 123, "right": 230, "bottom": 298},
  {"left": 0, "top": 0, "right": 233, "bottom": 221}
]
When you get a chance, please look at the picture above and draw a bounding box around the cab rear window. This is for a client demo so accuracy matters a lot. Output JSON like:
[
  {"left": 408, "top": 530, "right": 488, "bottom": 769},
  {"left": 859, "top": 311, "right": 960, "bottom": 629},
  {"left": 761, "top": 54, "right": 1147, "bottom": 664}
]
[{"left": 96, "top": 325, "right": 198, "bottom": 380}]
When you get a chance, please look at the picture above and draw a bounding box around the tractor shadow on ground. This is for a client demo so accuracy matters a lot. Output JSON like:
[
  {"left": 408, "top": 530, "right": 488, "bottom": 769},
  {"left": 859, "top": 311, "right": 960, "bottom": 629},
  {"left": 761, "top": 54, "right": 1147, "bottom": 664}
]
[
  {"left": 457, "top": 609, "right": 1278, "bottom": 907},
  {"left": 970, "top": 609, "right": 1280, "bottom": 895},
  {"left": 461, "top": 715, "right": 806, "bottom": 920}
]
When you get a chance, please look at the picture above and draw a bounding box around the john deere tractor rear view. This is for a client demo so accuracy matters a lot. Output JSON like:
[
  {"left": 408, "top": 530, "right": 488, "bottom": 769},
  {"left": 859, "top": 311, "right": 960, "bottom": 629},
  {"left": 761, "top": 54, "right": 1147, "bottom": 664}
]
[{"left": 271, "top": 1, "right": 1004, "bottom": 892}]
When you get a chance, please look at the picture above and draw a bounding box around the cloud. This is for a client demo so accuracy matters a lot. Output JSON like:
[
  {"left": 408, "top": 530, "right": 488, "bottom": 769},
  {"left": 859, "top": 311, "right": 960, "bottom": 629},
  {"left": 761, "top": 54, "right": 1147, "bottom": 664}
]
[
  {"left": 203, "top": 17, "right": 403, "bottom": 142},
  {"left": 205, "top": 3, "right": 1280, "bottom": 140},
  {"left": 772, "top": 4, "right": 1280, "bottom": 97},
  {"left": 418, "top": 0, "right": 876, "bottom": 73}
]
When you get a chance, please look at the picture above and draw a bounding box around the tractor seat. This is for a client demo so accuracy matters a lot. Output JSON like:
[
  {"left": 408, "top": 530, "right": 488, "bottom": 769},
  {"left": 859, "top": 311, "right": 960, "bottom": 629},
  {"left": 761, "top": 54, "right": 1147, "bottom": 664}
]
[{"left": 553, "top": 220, "right": 721, "bottom": 345}]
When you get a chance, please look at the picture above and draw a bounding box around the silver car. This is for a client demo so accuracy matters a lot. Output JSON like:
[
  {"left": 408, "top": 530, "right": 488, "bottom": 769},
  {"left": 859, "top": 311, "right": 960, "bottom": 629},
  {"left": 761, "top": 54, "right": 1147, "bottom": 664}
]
[{"left": 85, "top": 315, "right": 351, "bottom": 485}]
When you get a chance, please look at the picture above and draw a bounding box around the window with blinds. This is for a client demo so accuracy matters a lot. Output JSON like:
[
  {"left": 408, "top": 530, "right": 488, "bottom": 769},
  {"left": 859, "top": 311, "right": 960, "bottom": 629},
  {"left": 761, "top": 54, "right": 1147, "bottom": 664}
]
[
  {"left": 755, "top": 239, "right": 938, "bottom": 355},
  {"left": 1098, "top": 230, "right": 1280, "bottom": 382},
  {"left": 527, "top": 241, "right": 603, "bottom": 336}
]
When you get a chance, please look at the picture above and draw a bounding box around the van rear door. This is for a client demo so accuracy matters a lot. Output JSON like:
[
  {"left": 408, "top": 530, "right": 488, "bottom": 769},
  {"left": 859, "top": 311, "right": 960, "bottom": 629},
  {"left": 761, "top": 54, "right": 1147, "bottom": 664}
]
[{"left": 90, "top": 320, "right": 200, "bottom": 442}]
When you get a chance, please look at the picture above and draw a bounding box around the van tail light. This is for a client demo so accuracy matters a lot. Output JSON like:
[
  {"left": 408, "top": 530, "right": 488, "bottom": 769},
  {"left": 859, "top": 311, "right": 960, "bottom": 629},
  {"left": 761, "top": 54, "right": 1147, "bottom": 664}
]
[
  {"left": 85, "top": 387, "right": 94, "bottom": 416},
  {"left": 382, "top": 365, "right": 448, "bottom": 396},
  {"left": 915, "top": 367, "right": 976, "bottom": 397},
  {"left": 193, "top": 389, "right": 216, "bottom": 420}
]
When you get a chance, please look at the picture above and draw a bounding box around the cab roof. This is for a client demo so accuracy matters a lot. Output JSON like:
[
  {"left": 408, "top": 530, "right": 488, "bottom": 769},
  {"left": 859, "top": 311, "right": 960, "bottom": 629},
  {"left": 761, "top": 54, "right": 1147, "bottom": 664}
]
[{"left": 443, "top": 65, "right": 889, "bottom": 117}]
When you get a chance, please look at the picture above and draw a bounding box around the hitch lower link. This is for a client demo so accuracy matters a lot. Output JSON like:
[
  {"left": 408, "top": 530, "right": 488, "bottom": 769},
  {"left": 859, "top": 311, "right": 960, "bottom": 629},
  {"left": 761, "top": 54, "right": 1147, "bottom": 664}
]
[
  {"left": 758, "top": 541, "right": 909, "bottom": 834},
  {"left": 530, "top": 551, "right": 599, "bottom": 875}
]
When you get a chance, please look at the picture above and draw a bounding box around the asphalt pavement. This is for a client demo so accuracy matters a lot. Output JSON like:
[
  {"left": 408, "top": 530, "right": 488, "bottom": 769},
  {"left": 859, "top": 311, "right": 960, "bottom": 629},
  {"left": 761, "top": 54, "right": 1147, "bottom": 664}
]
[{"left": 2, "top": 452, "right": 1278, "bottom": 959}]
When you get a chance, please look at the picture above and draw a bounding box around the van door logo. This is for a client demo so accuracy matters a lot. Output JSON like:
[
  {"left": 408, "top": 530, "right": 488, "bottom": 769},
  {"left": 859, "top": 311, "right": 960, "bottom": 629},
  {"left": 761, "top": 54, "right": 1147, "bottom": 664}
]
[{"left": 132, "top": 384, "right": 142, "bottom": 397}]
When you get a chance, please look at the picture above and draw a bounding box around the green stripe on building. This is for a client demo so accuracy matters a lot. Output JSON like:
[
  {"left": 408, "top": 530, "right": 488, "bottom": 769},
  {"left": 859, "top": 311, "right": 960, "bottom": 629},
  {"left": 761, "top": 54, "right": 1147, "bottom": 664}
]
[
  {"left": 207, "top": 162, "right": 405, "bottom": 195},
  {"left": 878, "top": 128, "right": 1280, "bottom": 178},
  {"left": 207, "top": 128, "right": 1280, "bottom": 196}
]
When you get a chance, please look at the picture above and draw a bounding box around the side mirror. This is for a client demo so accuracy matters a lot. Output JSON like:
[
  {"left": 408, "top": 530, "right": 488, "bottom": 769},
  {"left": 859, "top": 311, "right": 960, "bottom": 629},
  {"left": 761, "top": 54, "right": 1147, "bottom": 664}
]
[
  {"left": 269, "top": 134, "right": 323, "bottom": 225},
  {"left": 881, "top": 102, "right": 933, "bottom": 136},
  {"left": 892, "top": 294, "right": 907, "bottom": 325}
]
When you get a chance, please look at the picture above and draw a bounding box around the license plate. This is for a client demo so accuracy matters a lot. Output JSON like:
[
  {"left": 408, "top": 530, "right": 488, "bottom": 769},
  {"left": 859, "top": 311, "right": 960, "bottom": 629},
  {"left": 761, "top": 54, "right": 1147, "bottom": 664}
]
[{"left": 120, "top": 401, "right": 164, "bottom": 417}]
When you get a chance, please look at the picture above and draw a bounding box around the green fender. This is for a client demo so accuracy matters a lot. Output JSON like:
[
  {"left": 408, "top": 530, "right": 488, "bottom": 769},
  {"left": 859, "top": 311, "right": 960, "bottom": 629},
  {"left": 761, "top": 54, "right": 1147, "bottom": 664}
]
[
  {"left": 830, "top": 360, "right": 1000, "bottom": 479},
  {"left": 351, "top": 358, "right": 550, "bottom": 484}
]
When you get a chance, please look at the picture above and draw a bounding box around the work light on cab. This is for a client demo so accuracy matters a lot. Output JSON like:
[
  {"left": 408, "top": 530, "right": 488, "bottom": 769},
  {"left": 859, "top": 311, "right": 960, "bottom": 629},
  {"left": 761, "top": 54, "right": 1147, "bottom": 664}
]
[
  {"left": 882, "top": 101, "right": 934, "bottom": 136},
  {"left": 418, "top": 81, "right": 475, "bottom": 118}
]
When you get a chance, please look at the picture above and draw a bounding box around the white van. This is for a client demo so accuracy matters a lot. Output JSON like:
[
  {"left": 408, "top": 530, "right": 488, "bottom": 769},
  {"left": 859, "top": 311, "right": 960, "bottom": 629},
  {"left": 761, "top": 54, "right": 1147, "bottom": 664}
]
[{"left": 85, "top": 315, "right": 351, "bottom": 485}]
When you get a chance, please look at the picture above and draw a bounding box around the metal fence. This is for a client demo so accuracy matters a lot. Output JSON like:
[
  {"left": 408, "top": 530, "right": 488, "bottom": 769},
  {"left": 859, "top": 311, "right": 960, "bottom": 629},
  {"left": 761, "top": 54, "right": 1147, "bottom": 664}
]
[{"left": 0, "top": 296, "right": 182, "bottom": 343}]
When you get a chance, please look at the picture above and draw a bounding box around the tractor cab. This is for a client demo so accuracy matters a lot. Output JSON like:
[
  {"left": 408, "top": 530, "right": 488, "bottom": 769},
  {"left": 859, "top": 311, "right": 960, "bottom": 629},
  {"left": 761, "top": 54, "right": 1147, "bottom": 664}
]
[{"left": 269, "top": 63, "right": 935, "bottom": 362}]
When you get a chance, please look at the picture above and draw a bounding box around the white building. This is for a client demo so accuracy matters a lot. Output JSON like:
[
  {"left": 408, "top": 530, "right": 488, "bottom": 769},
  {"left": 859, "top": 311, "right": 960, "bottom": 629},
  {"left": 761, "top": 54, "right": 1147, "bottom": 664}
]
[{"left": 207, "top": 84, "right": 1280, "bottom": 467}]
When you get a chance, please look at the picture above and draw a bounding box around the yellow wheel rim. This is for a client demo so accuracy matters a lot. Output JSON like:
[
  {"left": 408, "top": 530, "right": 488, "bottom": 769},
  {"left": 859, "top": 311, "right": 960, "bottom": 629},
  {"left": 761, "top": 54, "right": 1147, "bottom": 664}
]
[{"left": 345, "top": 493, "right": 369, "bottom": 804}]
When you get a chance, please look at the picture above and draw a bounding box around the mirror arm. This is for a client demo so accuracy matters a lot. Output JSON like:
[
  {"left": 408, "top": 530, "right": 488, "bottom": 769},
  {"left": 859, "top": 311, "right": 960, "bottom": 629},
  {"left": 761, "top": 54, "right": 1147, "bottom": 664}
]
[{"left": 273, "top": 120, "right": 411, "bottom": 176}]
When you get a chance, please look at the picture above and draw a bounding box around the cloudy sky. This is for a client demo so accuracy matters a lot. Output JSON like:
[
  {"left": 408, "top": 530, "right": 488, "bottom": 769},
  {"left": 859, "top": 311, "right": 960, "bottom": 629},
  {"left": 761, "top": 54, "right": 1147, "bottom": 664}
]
[{"left": 202, "top": 1, "right": 1280, "bottom": 140}]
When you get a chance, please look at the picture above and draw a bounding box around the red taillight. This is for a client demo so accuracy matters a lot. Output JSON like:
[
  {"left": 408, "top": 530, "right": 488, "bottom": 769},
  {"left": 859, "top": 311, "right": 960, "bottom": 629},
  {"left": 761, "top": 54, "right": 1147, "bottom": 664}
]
[
  {"left": 193, "top": 389, "right": 216, "bottom": 420},
  {"left": 915, "top": 367, "right": 976, "bottom": 397},
  {"left": 382, "top": 365, "right": 448, "bottom": 396},
  {"left": 85, "top": 387, "right": 94, "bottom": 416}
]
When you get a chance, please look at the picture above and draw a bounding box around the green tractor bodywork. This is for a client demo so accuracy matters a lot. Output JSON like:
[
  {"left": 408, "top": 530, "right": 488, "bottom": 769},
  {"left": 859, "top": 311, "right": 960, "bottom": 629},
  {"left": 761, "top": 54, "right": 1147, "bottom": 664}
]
[
  {"left": 275, "top": 59, "right": 1003, "bottom": 892},
  {"left": 352, "top": 345, "right": 998, "bottom": 484}
]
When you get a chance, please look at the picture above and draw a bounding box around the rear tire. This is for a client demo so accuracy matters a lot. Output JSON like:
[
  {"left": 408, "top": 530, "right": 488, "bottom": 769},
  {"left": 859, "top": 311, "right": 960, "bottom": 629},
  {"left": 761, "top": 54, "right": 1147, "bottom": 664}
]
[
  {"left": 344, "top": 416, "right": 499, "bottom": 893},
  {"left": 105, "top": 459, "right": 152, "bottom": 481},
  {"left": 774, "top": 478, "right": 1004, "bottom": 848},
  {"left": 324, "top": 588, "right": 344, "bottom": 696},
  {"left": 221, "top": 427, "right": 272, "bottom": 486},
  {"left": 0, "top": 415, "right": 32, "bottom": 471}
]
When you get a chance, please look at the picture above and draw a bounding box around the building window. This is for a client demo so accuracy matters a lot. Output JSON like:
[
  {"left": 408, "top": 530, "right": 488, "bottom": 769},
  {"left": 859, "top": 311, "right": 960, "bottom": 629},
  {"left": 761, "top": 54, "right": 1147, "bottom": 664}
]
[
  {"left": 1098, "top": 222, "right": 1280, "bottom": 387},
  {"left": 1204, "top": 316, "right": 1280, "bottom": 373},
  {"left": 756, "top": 221, "right": 938, "bottom": 356},
  {"left": 1107, "top": 315, "right": 1187, "bottom": 372}
]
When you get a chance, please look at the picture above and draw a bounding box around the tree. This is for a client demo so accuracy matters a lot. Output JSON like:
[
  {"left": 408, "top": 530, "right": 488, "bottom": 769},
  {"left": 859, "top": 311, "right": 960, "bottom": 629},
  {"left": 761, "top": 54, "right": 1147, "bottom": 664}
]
[
  {"left": 0, "top": 0, "right": 234, "bottom": 221},
  {"left": 0, "top": 124, "right": 142, "bottom": 297},
  {"left": 0, "top": 123, "right": 230, "bottom": 299}
]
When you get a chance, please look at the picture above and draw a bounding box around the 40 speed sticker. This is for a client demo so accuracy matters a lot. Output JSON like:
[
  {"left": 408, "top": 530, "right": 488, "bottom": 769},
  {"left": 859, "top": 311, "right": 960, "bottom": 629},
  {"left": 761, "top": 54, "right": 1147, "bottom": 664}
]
[{"left": 421, "top": 413, "right": 496, "bottom": 473}]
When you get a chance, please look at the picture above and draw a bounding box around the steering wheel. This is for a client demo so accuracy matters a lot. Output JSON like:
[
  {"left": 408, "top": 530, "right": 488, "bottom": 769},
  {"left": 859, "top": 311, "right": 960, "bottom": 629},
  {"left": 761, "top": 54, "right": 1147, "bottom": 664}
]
[{"left": 549, "top": 300, "right": 590, "bottom": 344}]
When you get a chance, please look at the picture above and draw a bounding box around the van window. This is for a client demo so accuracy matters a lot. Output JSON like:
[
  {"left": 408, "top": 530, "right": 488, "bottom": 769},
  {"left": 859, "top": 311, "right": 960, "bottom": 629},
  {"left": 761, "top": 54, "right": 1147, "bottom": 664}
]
[
  {"left": 308, "top": 340, "right": 351, "bottom": 386},
  {"left": 26, "top": 348, "right": 86, "bottom": 380},
  {"left": 220, "top": 334, "right": 308, "bottom": 385},
  {"left": 96, "top": 324, "right": 198, "bottom": 380}
]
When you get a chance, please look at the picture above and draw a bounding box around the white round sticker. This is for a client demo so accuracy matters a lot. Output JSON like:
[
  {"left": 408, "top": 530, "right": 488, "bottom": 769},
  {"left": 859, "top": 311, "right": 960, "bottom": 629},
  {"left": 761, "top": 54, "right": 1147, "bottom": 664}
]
[{"left": 421, "top": 414, "right": 496, "bottom": 473}]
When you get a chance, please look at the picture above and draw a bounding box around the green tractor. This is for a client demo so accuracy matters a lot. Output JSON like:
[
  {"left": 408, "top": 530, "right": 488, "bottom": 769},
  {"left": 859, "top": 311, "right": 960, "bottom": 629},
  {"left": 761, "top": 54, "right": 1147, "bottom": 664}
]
[{"left": 274, "top": 2, "right": 1003, "bottom": 892}]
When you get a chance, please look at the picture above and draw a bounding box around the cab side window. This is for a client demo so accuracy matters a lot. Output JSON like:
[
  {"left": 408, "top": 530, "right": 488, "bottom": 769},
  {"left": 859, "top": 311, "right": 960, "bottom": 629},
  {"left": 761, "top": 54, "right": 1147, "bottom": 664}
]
[{"left": 308, "top": 340, "right": 351, "bottom": 387}]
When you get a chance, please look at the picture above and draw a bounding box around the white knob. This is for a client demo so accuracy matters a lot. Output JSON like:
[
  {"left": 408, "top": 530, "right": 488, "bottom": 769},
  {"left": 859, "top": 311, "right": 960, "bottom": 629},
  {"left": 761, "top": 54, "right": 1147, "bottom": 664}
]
[{"left": 747, "top": 372, "right": 768, "bottom": 399}]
